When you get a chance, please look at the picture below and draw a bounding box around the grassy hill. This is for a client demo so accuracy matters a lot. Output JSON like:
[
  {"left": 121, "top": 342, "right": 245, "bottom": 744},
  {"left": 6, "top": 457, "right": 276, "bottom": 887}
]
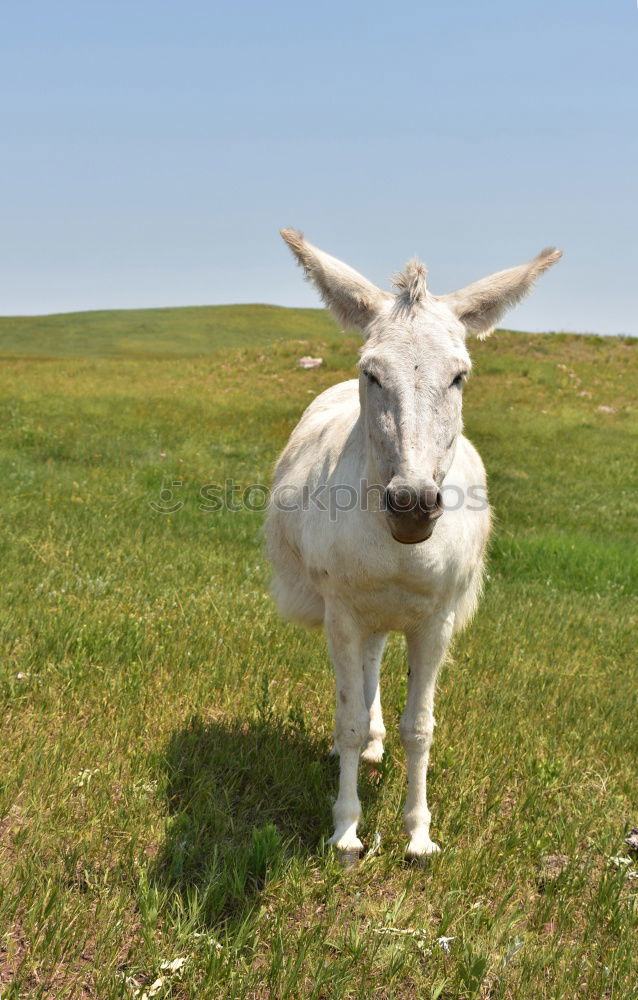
[
  {"left": 0, "top": 304, "right": 336, "bottom": 358},
  {"left": 0, "top": 306, "right": 637, "bottom": 998}
]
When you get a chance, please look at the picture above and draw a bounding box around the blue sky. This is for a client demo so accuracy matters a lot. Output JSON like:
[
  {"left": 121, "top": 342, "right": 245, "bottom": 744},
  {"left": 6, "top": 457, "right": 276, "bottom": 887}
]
[{"left": 1, "top": 0, "right": 636, "bottom": 333}]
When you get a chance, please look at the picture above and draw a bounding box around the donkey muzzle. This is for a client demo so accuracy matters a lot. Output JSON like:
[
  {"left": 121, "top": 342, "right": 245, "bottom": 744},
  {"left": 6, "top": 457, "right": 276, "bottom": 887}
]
[{"left": 384, "top": 477, "right": 444, "bottom": 544}]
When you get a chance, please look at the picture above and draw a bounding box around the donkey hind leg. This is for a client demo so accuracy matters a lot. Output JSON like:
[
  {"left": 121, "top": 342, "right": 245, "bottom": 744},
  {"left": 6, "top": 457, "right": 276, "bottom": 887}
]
[
  {"left": 325, "top": 604, "right": 369, "bottom": 857},
  {"left": 361, "top": 632, "right": 387, "bottom": 764},
  {"left": 401, "top": 611, "right": 455, "bottom": 859}
]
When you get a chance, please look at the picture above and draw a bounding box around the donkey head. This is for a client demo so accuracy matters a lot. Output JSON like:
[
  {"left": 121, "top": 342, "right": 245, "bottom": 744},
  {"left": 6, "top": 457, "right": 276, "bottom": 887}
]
[{"left": 281, "top": 229, "right": 561, "bottom": 544}]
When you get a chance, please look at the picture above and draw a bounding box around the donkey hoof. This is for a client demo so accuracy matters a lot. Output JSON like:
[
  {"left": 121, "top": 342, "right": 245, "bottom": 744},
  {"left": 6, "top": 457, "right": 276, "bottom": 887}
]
[
  {"left": 405, "top": 837, "right": 441, "bottom": 863},
  {"left": 361, "top": 739, "right": 384, "bottom": 764},
  {"left": 337, "top": 846, "right": 363, "bottom": 869},
  {"left": 328, "top": 829, "right": 363, "bottom": 864}
]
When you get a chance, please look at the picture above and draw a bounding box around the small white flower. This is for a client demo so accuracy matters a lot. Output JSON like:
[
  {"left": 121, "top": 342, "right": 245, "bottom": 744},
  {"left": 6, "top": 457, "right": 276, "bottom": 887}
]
[{"left": 436, "top": 935, "right": 455, "bottom": 953}]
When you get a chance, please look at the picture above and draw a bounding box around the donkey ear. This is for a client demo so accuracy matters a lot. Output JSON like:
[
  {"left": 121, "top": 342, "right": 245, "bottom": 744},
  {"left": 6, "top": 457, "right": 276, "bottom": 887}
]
[
  {"left": 280, "top": 228, "right": 390, "bottom": 332},
  {"left": 441, "top": 247, "right": 562, "bottom": 339}
]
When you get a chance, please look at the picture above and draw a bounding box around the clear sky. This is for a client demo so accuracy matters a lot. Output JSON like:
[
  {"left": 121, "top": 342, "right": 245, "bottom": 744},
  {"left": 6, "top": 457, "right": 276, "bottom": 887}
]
[{"left": 1, "top": 0, "right": 636, "bottom": 333}]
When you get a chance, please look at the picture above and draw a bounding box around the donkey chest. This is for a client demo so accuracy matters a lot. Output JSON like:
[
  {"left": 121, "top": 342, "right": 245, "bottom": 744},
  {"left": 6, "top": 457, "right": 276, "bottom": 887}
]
[{"left": 309, "top": 521, "right": 470, "bottom": 625}]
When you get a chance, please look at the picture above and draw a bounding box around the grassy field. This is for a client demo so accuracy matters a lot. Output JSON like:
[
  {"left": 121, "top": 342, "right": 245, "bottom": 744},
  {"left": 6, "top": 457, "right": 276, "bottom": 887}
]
[{"left": 0, "top": 305, "right": 637, "bottom": 999}]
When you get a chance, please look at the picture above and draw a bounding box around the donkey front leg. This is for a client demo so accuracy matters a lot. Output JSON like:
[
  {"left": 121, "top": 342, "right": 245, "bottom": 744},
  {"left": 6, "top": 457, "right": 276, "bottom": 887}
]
[
  {"left": 325, "top": 604, "right": 369, "bottom": 857},
  {"left": 361, "top": 632, "right": 387, "bottom": 764},
  {"left": 401, "top": 612, "right": 455, "bottom": 859}
]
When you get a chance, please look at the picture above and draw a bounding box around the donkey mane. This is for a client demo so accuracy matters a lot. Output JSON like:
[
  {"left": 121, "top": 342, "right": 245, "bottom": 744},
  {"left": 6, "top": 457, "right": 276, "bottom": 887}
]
[{"left": 392, "top": 257, "right": 428, "bottom": 310}]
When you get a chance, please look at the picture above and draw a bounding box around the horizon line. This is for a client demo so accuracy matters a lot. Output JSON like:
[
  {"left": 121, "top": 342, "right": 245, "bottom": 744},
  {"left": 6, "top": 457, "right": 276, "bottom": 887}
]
[{"left": 0, "top": 301, "right": 634, "bottom": 339}]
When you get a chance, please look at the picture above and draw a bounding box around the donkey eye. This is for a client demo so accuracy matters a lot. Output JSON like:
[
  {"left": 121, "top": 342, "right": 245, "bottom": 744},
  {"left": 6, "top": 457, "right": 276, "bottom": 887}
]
[
  {"left": 366, "top": 371, "right": 381, "bottom": 388},
  {"left": 450, "top": 372, "right": 465, "bottom": 389}
]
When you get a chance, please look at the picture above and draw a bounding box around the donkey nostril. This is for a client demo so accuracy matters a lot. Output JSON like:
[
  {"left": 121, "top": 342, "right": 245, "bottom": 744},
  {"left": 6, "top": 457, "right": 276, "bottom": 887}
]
[
  {"left": 386, "top": 485, "right": 416, "bottom": 514},
  {"left": 419, "top": 487, "right": 444, "bottom": 517},
  {"left": 428, "top": 489, "right": 445, "bottom": 520},
  {"left": 396, "top": 487, "right": 414, "bottom": 510},
  {"left": 386, "top": 481, "right": 446, "bottom": 518}
]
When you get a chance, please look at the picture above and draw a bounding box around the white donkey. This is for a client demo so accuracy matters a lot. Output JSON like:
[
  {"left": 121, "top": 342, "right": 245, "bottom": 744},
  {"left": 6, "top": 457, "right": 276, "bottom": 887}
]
[{"left": 266, "top": 230, "right": 561, "bottom": 861}]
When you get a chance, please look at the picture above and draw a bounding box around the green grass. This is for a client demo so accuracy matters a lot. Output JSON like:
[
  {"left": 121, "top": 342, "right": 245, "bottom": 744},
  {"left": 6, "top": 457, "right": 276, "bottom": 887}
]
[
  {"left": 0, "top": 304, "right": 334, "bottom": 359},
  {"left": 0, "top": 305, "right": 637, "bottom": 998}
]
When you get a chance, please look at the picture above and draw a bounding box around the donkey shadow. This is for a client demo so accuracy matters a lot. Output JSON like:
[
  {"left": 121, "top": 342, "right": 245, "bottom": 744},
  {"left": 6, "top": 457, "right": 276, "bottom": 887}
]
[{"left": 153, "top": 714, "right": 340, "bottom": 924}]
